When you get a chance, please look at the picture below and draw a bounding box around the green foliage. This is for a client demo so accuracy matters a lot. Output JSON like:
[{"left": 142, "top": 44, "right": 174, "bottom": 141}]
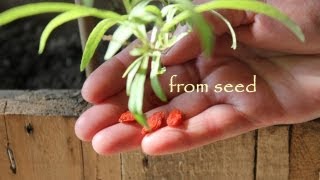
[
  {"left": 150, "top": 51, "right": 167, "bottom": 102},
  {"left": 176, "top": 0, "right": 214, "bottom": 56},
  {"left": 0, "top": 3, "right": 77, "bottom": 25},
  {"left": 128, "top": 55, "right": 150, "bottom": 128},
  {"left": 39, "top": 9, "right": 119, "bottom": 54},
  {"left": 0, "top": 0, "right": 305, "bottom": 128},
  {"left": 80, "top": 19, "right": 118, "bottom": 71},
  {"left": 104, "top": 23, "right": 133, "bottom": 60},
  {"left": 211, "top": 10, "right": 237, "bottom": 49},
  {"left": 123, "top": 56, "right": 143, "bottom": 95},
  {"left": 195, "top": 0, "right": 305, "bottom": 42},
  {"left": 83, "top": 0, "right": 95, "bottom": 7}
]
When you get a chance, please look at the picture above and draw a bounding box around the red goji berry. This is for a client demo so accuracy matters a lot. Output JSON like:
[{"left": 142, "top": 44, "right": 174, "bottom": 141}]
[
  {"left": 141, "top": 111, "right": 166, "bottom": 135},
  {"left": 119, "top": 111, "right": 135, "bottom": 123},
  {"left": 166, "top": 109, "right": 184, "bottom": 127}
]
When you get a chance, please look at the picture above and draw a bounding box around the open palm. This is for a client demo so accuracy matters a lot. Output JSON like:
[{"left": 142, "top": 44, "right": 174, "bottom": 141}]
[{"left": 75, "top": 0, "right": 320, "bottom": 155}]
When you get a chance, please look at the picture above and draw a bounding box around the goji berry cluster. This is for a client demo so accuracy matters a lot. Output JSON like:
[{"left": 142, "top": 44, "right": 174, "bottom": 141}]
[
  {"left": 119, "top": 111, "right": 136, "bottom": 122},
  {"left": 118, "top": 109, "right": 184, "bottom": 135}
]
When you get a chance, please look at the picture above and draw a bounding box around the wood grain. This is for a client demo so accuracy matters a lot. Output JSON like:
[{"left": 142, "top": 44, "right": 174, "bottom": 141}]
[
  {"left": 122, "top": 132, "right": 256, "bottom": 180},
  {"left": 1, "top": 90, "right": 89, "bottom": 117},
  {"left": 5, "top": 115, "right": 84, "bottom": 180},
  {"left": 0, "top": 101, "right": 12, "bottom": 180},
  {"left": 289, "top": 120, "right": 320, "bottom": 180},
  {"left": 256, "top": 126, "right": 289, "bottom": 180},
  {"left": 82, "top": 142, "right": 121, "bottom": 180},
  {"left": 0, "top": 91, "right": 319, "bottom": 180}
]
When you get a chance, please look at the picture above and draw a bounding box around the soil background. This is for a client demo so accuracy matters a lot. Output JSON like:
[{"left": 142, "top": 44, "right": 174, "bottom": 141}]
[
  {"left": 0, "top": 1, "right": 122, "bottom": 89},
  {"left": 0, "top": 18, "right": 86, "bottom": 89}
]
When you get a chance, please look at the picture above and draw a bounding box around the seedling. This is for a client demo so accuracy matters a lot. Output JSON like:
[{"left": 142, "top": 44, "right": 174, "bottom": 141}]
[{"left": 0, "top": 0, "right": 304, "bottom": 128}]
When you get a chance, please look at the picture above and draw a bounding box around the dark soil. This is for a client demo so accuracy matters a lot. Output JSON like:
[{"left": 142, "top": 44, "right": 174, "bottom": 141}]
[{"left": 0, "top": 18, "right": 86, "bottom": 89}]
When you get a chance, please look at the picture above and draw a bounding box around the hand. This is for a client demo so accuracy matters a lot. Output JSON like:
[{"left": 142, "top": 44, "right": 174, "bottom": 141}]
[{"left": 75, "top": 0, "right": 320, "bottom": 155}]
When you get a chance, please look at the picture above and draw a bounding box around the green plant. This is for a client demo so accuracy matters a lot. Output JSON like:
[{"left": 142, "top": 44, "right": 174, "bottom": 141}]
[
  {"left": 83, "top": 0, "right": 95, "bottom": 7},
  {"left": 0, "top": 0, "right": 304, "bottom": 129}
]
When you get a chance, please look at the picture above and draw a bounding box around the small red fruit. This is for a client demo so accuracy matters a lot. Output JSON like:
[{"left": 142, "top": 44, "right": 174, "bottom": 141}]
[
  {"left": 141, "top": 111, "right": 166, "bottom": 135},
  {"left": 166, "top": 109, "right": 184, "bottom": 127},
  {"left": 119, "top": 111, "right": 135, "bottom": 123}
]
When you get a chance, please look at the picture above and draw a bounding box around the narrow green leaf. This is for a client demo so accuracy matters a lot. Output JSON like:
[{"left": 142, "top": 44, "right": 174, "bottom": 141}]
[
  {"left": 161, "top": 4, "right": 177, "bottom": 17},
  {"left": 211, "top": 10, "right": 237, "bottom": 49},
  {"left": 128, "top": 0, "right": 161, "bottom": 24},
  {"left": 128, "top": 55, "right": 149, "bottom": 127},
  {"left": 0, "top": 2, "right": 121, "bottom": 26},
  {"left": 129, "top": 48, "right": 144, "bottom": 57},
  {"left": 145, "top": 5, "right": 162, "bottom": 18},
  {"left": 165, "top": 5, "right": 178, "bottom": 23},
  {"left": 131, "top": 0, "right": 146, "bottom": 7},
  {"left": 158, "top": 67, "right": 166, "bottom": 75},
  {"left": 104, "top": 24, "right": 133, "bottom": 60},
  {"left": 80, "top": 19, "right": 118, "bottom": 71},
  {"left": 122, "top": 56, "right": 143, "bottom": 78},
  {"left": 123, "top": 0, "right": 132, "bottom": 13},
  {"left": 136, "top": 24, "right": 148, "bottom": 39},
  {"left": 195, "top": 0, "right": 305, "bottom": 42},
  {"left": 39, "top": 10, "right": 93, "bottom": 54},
  {"left": 133, "top": 113, "right": 148, "bottom": 129},
  {"left": 161, "top": 10, "right": 190, "bottom": 32},
  {"left": 150, "top": 26, "right": 158, "bottom": 44},
  {"left": 166, "top": 31, "right": 189, "bottom": 48},
  {"left": 125, "top": 57, "right": 143, "bottom": 96},
  {"left": 176, "top": 0, "right": 214, "bottom": 56},
  {"left": 129, "top": 23, "right": 148, "bottom": 44},
  {"left": 192, "top": 16, "right": 214, "bottom": 56},
  {"left": 0, "top": 3, "right": 79, "bottom": 26},
  {"left": 150, "top": 52, "right": 167, "bottom": 102},
  {"left": 129, "top": 0, "right": 151, "bottom": 20},
  {"left": 40, "top": 8, "right": 120, "bottom": 54}
]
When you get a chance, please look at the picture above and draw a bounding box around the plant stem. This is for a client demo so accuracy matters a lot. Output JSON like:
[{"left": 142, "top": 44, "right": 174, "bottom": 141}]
[{"left": 74, "top": 0, "right": 99, "bottom": 77}]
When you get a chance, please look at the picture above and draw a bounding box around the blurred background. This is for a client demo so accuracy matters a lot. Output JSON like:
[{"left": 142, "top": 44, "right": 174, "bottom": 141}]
[{"left": 0, "top": 0, "right": 123, "bottom": 89}]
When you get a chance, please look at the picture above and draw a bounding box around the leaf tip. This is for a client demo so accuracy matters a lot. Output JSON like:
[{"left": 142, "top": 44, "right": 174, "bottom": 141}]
[
  {"left": 293, "top": 25, "right": 305, "bottom": 43},
  {"left": 160, "top": 96, "right": 168, "bottom": 102},
  {"left": 133, "top": 112, "right": 149, "bottom": 128},
  {"left": 104, "top": 54, "right": 112, "bottom": 61},
  {"left": 299, "top": 33, "right": 306, "bottom": 43},
  {"left": 38, "top": 45, "right": 44, "bottom": 55},
  {"left": 80, "top": 63, "right": 86, "bottom": 72}
]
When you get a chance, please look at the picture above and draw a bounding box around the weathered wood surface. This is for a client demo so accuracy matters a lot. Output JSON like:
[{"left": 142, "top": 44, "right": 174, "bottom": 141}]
[
  {"left": 256, "top": 126, "right": 289, "bottom": 180},
  {"left": 82, "top": 142, "right": 121, "bottom": 180},
  {"left": 0, "top": 90, "right": 319, "bottom": 180},
  {"left": 4, "top": 115, "right": 83, "bottom": 180},
  {"left": 122, "top": 132, "right": 255, "bottom": 180},
  {"left": 0, "top": 90, "right": 89, "bottom": 116},
  {"left": 290, "top": 121, "right": 320, "bottom": 180},
  {"left": 0, "top": 101, "right": 11, "bottom": 180}
]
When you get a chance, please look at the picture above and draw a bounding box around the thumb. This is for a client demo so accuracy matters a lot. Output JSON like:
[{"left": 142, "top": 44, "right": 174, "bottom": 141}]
[{"left": 161, "top": 8, "right": 253, "bottom": 66}]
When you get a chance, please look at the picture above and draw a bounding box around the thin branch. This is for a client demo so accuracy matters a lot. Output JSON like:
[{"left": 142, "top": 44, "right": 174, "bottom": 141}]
[{"left": 74, "top": 0, "right": 99, "bottom": 77}]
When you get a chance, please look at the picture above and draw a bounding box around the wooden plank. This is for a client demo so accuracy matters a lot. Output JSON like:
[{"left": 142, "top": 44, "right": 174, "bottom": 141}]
[
  {"left": 0, "top": 116, "right": 10, "bottom": 180},
  {"left": 5, "top": 115, "right": 84, "bottom": 180},
  {"left": 0, "top": 101, "right": 13, "bottom": 180},
  {"left": 289, "top": 120, "right": 320, "bottom": 180},
  {"left": 82, "top": 142, "right": 121, "bottom": 180},
  {"left": 0, "top": 90, "right": 120, "bottom": 179},
  {"left": 122, "top": 131, "right": 256, "bottom": 180},
  {"left": 1, "top": 90, "right": 89, "bottom": 116},
  {"left": 256, "top": 126, "right": 289, "bottom": 180}
]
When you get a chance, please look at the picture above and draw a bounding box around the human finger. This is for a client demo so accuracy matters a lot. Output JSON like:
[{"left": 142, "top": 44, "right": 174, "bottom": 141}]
[
  {"left": 81, "top": 40, "right": 139, "bottom": 104},
  {"left": 161, "top": 9, "right": 253, "bottom": 66},
  {"left": 76, "top": 61, "right": 200, "bottom": 141},
  {"left": 142, "top": 104, "right": 257, "bottom": 155}
]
